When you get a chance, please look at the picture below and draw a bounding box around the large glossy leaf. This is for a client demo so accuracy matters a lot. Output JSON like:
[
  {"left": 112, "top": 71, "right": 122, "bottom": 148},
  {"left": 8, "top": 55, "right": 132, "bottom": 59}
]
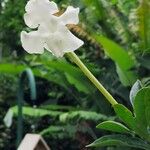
[
  {"left": 113, "top": 104, "right": 135, "bottom": 130},
  {"left": 94, "top": 35, "right": 137, "bottom": 86},
  {"left": 87, "top": 134, "right": 150, "bottom": 149},
  {"left": 137, "top": 0, "right": 150, "bottom": 52},
  {"left": 134, "top": 87, "right": 150, "bottom": 137},
  {"left": 96, "top": 120, "right": 131, "bottom": 134}
]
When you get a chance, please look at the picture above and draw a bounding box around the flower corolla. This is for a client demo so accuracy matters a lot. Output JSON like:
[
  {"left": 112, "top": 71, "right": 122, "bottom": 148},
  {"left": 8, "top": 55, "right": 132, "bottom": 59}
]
[{"left": 21, "top": 0, "right": 84, "bottom": 57}]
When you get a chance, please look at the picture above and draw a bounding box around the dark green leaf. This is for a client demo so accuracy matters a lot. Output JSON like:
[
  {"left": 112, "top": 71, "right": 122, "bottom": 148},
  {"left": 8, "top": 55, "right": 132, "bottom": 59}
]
[
  {"left": 134, "top": 87, "right": 150, "bottom": 137},
  {"left": 87, "top": 134, "right": 150, "bottom": 150},
  {"left": 96, "top": 121, "right": 131, "bottom": 134}
]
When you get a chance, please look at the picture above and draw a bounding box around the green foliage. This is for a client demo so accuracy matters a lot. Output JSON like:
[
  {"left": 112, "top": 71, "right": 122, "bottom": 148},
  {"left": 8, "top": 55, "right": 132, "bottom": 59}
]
[
  {"left": 87, "top": 134, "right": 150, "bottom": 150},
  {"left": 96, "top": 121, "right": 131, "bottom": 134},
  {"left": 0, "top": 0, "right": 150, "bottom": 149},
  {"left": 4, "top": 104, "right": 113, "bottom": 148},
  {"left": 40, "top": 125, "right": 77, "bottom": 139},
  {"left": 137, "top": 0, "right": 150, "bottom": 52},
  {"left": 81, "top": 0, "right": 104, "bottom": 24},
  {"left": 0, "top": 63, "right": 26, "bottom": 74},
  {"left": 134, "top": 88, "right": 150, "bottom": 140},
  {"left": 94, "top": 35, "right": 137, "bottom": 86},
  {"left": 8, "top": 106, "right": 63, "bottom": 118},
  {"left": 0, "top": 59, "right": 94, "bottom": 94},
  {"left": 6, "top": 105, "right": 111, "bottom": 124},
  {"left": 0, "top": 0, "right": 26, "bottom": 54},
  {"left": 59, "top": 110, "right": 112, "bottom": 123},
  {"left": 90, "top": 84, "right": 150, "bottom": 149},
  {"left": 113, "top": 104, "right": 135, "bottom": 130}
]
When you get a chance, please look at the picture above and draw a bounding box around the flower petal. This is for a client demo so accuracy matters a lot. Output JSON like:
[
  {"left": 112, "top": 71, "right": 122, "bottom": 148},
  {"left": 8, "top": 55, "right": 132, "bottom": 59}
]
[
  {"left": 24, "top": 13, "right": 39, "bottom": 28},
  {"left": 21, "top": 31, "right": 45, "bottom": 54},
  {"left": 45, "top": 33, "right": 64, "bottom": 57},
  {"left": 38, "top": 15, "right": 60, "bottom": 34},
  {"left": 45, "top": 26, "right": 84, "bottom": 57},
  {"left": 24, "top": 0, "right": 59, "bottom": 28},
  {"left": 25, "top": 0, "right": 58, "bottom": 14},
  {"left": 59, "top": 6, "right": 79, "bottom": 25}
]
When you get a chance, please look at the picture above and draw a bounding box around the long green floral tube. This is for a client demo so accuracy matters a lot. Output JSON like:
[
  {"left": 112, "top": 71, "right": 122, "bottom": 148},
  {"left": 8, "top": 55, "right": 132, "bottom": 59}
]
[{"left": 66, "top": 52, "right": 118, "bottom": 106}]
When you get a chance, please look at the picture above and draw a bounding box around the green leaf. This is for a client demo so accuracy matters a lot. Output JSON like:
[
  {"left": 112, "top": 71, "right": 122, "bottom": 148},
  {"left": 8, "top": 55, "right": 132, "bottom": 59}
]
[
  {"left": 59, "top": 110, "right": 111, "bottom": 123},
  {"left": 129, "top": 80, "right": 142, "bottom": 106},
  {"left": 0, "top": 63, "right": 26, "bottom": 74},
  {"left": 0, "top": 62, "right": 68, "bottom": 89},
  {"left": 87, "top": 134, "right": 150, "bottom": 150},
  {"left": 137, "top": 0, "right": 150, "bottom": 52},
  {"left": 94, "top": 35, "right": 137, "bottom": 86},
  {"left": 9, "top": 106, "right": 63, "bottom": 117},
  {"left": 138, "top": 55, "right": 150, "bottom": 70},
  {"left": 0, "top": 61, "right": 94, "bottom": 94},
  {"left": 65, "top": 72, "right": 91, "bottom": 94},
  {"left": 116, "top": 64, "right": 137, "bottom": 87},
  {"left": 41, "top": 104, "right": 76, "bottom": 111},
  {"left": 40, "top": 125, "right": 77, "bottom": 139},
  {"left": 96, "top": 121, "right": 131, "bottom": 134},
  {"left": 82, "top": 0, "right": 103, "bottom": 21},
  {"left": 113, "top": 104, "right": 135, "bottom": 130},
  {"left": 39, "top": 59, "right": 95, "bottom": 94},
  {"left": 40, "top": 125, "right": 65, "bottom": 136},
  {"left": 134, "top": 87, "right": 150, "bottom": 136},
  {"left": 4, "top": 106, "right": 64, "bottom": 127}
]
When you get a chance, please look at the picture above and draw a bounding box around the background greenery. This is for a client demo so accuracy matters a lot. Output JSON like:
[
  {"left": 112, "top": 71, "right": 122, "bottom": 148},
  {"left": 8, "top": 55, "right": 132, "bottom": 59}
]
[{"left": 0, "top": 0, "right": 150, "bottom": 149}]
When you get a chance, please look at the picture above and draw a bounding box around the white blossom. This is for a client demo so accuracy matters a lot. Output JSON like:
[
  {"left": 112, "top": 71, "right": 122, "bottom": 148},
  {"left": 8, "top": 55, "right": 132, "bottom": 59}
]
[{"left": 21, "top": 0, "right": 84, "bottom": 57}]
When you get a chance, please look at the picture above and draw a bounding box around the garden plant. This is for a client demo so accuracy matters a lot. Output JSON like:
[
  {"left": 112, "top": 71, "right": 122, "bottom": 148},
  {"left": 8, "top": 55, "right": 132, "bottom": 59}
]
[{"left": 0, "top": 0, "right": 150, "bottom": 150}]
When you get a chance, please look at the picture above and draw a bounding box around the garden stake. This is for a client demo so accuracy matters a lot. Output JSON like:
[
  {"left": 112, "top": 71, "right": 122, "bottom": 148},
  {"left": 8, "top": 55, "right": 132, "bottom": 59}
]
[{"left": 17, "top": 68, "right": 37, "bottom": 147}]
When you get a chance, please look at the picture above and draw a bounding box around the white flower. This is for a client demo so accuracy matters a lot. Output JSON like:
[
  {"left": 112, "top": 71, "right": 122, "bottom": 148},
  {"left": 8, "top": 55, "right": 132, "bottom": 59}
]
[{"left": 21, "top": 0, "right": 84, "bottom": 57}]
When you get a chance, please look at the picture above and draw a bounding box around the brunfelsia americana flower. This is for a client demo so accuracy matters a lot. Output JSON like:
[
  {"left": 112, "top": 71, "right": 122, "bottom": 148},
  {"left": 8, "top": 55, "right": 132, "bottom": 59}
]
[
  {"left": 21, "top": 0, "right": 84, "bottom": 57},
  {"left": 20, "top": 0, "right": 118, "bottom": 106}
]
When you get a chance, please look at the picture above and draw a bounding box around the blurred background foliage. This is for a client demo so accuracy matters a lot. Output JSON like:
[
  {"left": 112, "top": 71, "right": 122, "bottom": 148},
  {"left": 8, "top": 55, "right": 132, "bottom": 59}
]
[{"left": 0, "top": 0, "right": 150, "bottom": 149}]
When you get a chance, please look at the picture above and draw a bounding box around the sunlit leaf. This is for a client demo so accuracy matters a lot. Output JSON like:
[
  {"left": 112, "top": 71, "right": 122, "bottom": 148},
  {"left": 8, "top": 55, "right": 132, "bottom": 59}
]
[
  {"left": 113, "top": 104, "right": 135, "bottom": 130},
  {"left": 96, "top": 120, "right": 131, "bottom": 134}
]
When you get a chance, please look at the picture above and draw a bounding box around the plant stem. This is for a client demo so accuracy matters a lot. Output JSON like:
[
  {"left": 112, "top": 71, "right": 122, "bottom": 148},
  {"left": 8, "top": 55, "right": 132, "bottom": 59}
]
[{"left": 66, "top": 52, "right": 118, "bottom": 106}]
